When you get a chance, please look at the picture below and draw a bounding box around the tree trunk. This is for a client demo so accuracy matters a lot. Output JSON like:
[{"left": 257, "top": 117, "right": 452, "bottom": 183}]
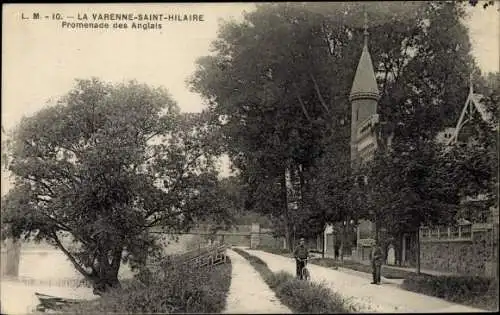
[
  {"left": 93, "top": 247, "right": 122, "bottom": 295},
  {"left": 340, "top": 223, "right": 345, "bottom": 263},
  {"left": 416, "top": 229, "right": 421, "bottom": 275},
  {"left": 281, "top": 167, "right": 292, "bottom": 251},
  {"left": 397, "top": 232, "right": 403, "bottom": 266},
  {"left": 298, "top": 163, "right": 306, "bottom": 211},
  {"left": 322, "top": 223, "right": 326, "bottom": 259}
]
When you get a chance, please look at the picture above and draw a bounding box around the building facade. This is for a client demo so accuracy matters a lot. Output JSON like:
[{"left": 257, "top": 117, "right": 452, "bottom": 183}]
[{"left": 348, "top": 13, "right": 381, "bottom": 262}]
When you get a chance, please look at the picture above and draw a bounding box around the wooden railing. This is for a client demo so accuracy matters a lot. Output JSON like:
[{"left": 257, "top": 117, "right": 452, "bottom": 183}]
[
  {"left": 153, "top": 243, "right": 229, "bottom": 271},
  {"left": 420, "top": 224, "right": 474, "bottom": 242},
  {"left": 180, "top": 244, "right": 228, "bottom": 269},
  {"left": 6, "top": 276, "right": 92, "bottom": 288}
]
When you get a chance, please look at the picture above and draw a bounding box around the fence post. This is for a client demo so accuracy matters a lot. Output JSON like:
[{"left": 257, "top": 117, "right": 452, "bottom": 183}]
[
  {"left": 1, "top": 238, "right": 21, "bottom": 278},
  {"left": 250, "top": 223, "right": 260, "bottom": 249}
]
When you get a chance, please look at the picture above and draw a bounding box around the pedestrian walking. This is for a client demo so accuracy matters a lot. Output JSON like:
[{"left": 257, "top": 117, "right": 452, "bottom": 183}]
[{"left": 371, "top": 241, "right": 383, "bottom": 285}]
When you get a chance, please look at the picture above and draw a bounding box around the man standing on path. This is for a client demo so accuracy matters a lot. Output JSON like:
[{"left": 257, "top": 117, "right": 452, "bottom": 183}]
[
  {"left": 371, "top": 241, "right": 383, "bottom": 285},
  {"left": 293, "top": 238, "right": 309, "bottom": 280},
  {"left": 334, "top": 242, "right": 340, "bottom": 260}
]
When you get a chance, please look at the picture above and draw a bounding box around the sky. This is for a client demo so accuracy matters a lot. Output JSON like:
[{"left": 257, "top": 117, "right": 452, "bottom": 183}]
[
  {"left": 1, "top": 3, "right": 257, "bottom": 132},
  {"left": 1, "top": 2, "right": 499, "bottom": 184}
]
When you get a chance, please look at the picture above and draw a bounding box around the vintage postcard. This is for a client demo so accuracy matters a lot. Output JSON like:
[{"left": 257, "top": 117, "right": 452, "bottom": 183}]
[{"left": 2, "top": 2, "right": 498, "bottom": 314}]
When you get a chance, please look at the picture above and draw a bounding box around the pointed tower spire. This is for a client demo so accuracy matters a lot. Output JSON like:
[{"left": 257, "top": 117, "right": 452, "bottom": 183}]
[
  {"left": 363, "top": 10, "right": 369, "bottom": 48},
  {"left": 349, "top": 10, "right": 380, "bottom": 102}
]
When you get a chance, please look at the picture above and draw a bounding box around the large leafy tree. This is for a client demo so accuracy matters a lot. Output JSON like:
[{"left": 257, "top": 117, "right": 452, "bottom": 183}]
[
  {"left": 190, "top": 1, "right": 489, "bottom": 252},
  {"left": 349, "top": 1, "right": 490, "bottom": 271},
  {"left": 294, "top": 1, "right": 476, "bottom": 238},
  {"left": 1, "top": 78, "right": 224, "bottom": 293},
  {"left": 445, "top": 72, "right": 499, "bottom": 222},
  {"left": 190, "top": 3, "right": 357, "bottom": 248}
]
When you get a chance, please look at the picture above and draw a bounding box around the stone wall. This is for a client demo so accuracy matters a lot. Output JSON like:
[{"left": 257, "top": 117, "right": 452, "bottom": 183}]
[
  {"left": 221, "top": 234, "right": 251, "bottom": 247},
  {"left": 163, "top": 224, "right": 322, "bottom": 251},
  {"left": 258, "top": 233, "right": 283, "bottom": 248},
  {"left": 420, "top": 224, "right": 496, "bottom": 277}
]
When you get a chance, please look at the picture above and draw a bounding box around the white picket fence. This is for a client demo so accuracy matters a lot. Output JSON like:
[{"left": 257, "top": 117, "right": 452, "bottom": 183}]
[{"left": 5, "top": 275, "right": 92, "bottom": 288}]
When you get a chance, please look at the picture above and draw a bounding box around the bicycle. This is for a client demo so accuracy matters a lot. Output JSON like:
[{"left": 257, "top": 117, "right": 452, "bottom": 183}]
[{"left": 295, "top": 257, "right": 310, "bottom": 281}]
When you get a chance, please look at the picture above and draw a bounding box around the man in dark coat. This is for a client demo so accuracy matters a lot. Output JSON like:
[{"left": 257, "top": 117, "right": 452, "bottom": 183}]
[
  {"left": 334, "top": 242, "right": 340, "bottom": 260},
  {"left": 293, "top": 238, "right": 309, "bottom": 279},
  {"left": 371, "top": 241, "right": 383, "bottom": 284}
]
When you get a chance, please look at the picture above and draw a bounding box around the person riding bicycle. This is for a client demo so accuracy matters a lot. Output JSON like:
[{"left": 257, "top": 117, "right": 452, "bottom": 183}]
[{"left": 293, "top": 238, "right": 309, "bottom": 280}]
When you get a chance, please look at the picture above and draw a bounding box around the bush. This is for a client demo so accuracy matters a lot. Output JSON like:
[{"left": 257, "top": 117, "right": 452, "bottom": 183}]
[
  {"left": 64, "top": 257, "right": 232, "bottom": 314},
  {"left": 276, "top": 278, "right": 355, "bottom": 313},
  {"left": 235, "top": 248, "right": 354, "bottom": 313},
  {"left": 402, "top": 274, "right": 498, "bottom": 311},
  {"left": 267, "top": 271, "right": 294, "bottom": 289}
]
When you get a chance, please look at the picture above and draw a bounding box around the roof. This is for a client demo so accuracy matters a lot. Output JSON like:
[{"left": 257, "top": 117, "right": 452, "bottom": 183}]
[
  {"left": 471, "top": 93, "right": 496, "bottom": 130},
  {"left": 442, "top": 89, "right": 497, "bottom": 146},
  {"left": 349, "top": 44, "right": 380, "bottom": 102}
]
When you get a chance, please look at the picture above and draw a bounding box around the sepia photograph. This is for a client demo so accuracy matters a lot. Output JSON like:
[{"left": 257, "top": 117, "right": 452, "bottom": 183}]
[{"left": 1, "top": 1, "right": 499, "bottom": 314}]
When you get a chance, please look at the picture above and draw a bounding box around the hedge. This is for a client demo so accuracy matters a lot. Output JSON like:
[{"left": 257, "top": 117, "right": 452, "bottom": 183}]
[
  {"left": 63, "top": 257, "right": 232, "bottom": 313},
  {"left": 402, "top": 274, "right": 498, "bottom": 311}
]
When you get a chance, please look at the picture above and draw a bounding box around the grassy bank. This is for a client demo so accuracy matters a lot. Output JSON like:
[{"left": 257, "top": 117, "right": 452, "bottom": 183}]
[
  {"left": 233, "top": 248, "right": 355, "bottom": 313},
  {"left": 63, "top": 257, "right": 232, "bottom": 313},
  {"left": 402, "top": 274, "right": 498, "bottom": 311},
  {"left": 255, "top": 246, "right": 498, "bottom": 311}
]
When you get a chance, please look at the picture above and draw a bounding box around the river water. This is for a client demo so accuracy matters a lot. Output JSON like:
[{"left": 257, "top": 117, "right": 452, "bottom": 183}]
[
  {"left": 1, "top": 235, "right": 203, "bottom": 314},
  {"left": 1, "top": 249, "right": 98, "bottom": 314}
]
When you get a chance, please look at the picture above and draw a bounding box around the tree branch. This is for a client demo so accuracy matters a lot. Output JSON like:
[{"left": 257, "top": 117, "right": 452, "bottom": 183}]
[
  {"left": 292, "top": 83, "right": 313, "bottom": 123},
  {"left": 26, "top": 175, "right": 56, "bottom": 196},
  {"left": 56, "top": 144, "right": 82, "bottom": 160},
  {"left": 51, "top": 231, "right": 93, "bottom": 280},
  {"left": 110, "top": 246, "right": 123, "bottom": 271},
  {"left": 321, "top": 21, "right": 335, "bottom": 56},
  {"left": 158, "top": 149, "right": 206, "bottom": 194},
  {"left": 145, "top": 128, "right": 165, "bottom": 143},
  {"left": 40, "top": 210, "right": 92, "bottom": 246},
  {"left": 141, "top": 150, "right": 206, "bottom": 223},
  {"left": 309, "top": 72, "right": 330, "bottom": 114},
  {"left": 144, "top": 208, "right": 185, "bottom": 228}
]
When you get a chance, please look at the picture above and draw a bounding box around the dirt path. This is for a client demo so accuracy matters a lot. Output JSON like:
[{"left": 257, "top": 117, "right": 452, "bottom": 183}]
[
  {"left": 245, "top": 249, "right": 487, "bottom": 313},
  {"left": 223, "top": 249, "right": 292, "bottom": 314}
]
